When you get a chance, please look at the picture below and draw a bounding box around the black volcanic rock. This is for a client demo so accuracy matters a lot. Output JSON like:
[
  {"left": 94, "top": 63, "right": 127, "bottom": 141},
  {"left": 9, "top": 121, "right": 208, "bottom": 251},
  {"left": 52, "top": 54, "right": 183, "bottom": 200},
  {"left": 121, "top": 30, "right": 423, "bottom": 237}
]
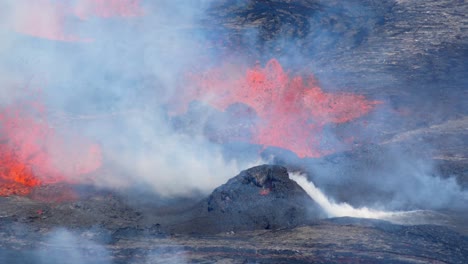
[{"left": 172, "top": 165, "right": 324, "bottom": 234}]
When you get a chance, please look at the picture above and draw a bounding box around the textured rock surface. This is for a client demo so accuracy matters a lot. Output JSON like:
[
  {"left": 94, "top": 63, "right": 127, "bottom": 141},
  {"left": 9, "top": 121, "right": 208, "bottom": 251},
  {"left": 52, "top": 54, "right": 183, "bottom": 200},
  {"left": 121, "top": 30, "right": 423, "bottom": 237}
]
[
  {"left": 170, "top": 165, "right": 324, "bottom": 234},
  {"left": 206, "top": 0, "right": 467, "bottom": 159},
  {"left": 0, "top": 164, "right": 466, "bottom": 263},
  {"left": 205, "top": 0, "right": 468, "bottom": 203},
  {"left": 1, "top": 217, "right": 467, "bottom": 263},
  {"left": 0, "top": 1, "right": 466, "bottom": 263}
]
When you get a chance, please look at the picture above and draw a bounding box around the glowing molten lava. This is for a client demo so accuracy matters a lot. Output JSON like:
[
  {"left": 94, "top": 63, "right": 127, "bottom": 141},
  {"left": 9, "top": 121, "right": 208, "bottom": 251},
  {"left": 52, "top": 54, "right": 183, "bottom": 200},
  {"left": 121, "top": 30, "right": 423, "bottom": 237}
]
[
  {"left": 0, "top": 100, "right": 102, "bottom": 197},
  {"left": 177, "top": 59, "right": 381, "bottom": 158}
]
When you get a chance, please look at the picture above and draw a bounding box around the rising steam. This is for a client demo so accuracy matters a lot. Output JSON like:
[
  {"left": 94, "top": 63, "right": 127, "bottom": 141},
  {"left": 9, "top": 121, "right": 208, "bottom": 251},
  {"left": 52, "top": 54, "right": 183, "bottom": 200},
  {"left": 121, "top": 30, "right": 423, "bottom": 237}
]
[
  {"left": 290, "top": 172, "right": 464, "bottom": 226},
  {"left": 0, "top": 0, "right": 258, "bottom": 197},
  {"left": 0, "top": 0, "right": 465, "bottom": 215},
  {"left": 290, "top": 172, "right": 395, "bottom": 219}
]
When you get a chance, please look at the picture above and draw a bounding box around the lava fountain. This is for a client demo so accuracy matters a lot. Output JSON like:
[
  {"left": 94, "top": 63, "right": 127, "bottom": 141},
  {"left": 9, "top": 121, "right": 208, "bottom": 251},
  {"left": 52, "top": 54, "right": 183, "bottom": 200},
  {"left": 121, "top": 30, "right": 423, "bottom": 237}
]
[
  {"left": 0, "top": 97, "right": 102, "bottom": 197},
  {"left": 174, "top": 59, "right": 381, "bottom": 158}
]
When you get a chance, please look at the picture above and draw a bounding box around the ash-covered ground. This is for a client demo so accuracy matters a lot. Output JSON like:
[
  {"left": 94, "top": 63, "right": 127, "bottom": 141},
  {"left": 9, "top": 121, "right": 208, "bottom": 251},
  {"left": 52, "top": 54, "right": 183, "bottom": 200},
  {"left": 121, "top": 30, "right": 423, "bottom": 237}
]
[{"left": 1, "top": 0, "right": 467, "bottom": 263}]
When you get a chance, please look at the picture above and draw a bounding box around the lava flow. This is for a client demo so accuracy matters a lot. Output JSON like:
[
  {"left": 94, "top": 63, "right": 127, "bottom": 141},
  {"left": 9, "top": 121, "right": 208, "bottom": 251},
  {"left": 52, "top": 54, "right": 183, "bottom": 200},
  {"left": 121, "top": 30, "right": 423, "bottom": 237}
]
[
  {"left": 176, "top": 59, "right": 381, "bottom": 158},
  {"left": 0, "top": 99, "right": 102, "bottom": 197}
]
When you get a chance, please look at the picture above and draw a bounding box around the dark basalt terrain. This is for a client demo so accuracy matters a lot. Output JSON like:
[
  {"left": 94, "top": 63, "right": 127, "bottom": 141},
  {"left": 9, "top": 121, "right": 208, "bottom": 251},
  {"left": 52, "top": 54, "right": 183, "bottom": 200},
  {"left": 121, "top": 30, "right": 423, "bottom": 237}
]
[
  {"left": 1, "top": 165, "right": 467, "bottom": 263},
  {"left": 1, "top": 0, "right": 467, "bottom": 263},
  {"left": 170, "top": 165, "right": 324, "bottom": 234},
  {"left": 1, "top": 218, "right": 467, "bottom": 263},
  {"left": 204, "top": 0, "right": 468, "bottom": 211},
  {"left": 0, "top": 166, "right": 322, "bottom": 233}
]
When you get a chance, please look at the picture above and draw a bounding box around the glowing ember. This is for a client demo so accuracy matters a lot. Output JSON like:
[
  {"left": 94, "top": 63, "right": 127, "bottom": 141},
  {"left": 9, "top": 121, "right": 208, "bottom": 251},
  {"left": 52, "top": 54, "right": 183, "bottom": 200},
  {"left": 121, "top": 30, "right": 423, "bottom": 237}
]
[
  {"left": 0, "top": 99, "right": 102, "bottom": 197},
  {"left": 176, "top": 59, "right": 381, "bottom": 158}
]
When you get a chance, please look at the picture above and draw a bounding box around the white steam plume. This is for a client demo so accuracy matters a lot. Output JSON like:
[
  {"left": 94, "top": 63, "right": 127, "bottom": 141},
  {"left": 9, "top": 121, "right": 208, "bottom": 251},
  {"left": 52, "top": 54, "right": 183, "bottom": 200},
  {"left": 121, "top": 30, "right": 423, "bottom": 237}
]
[
  {"left": 290, "top": 172, "right": 459, "bottom": 226},
  {"left": 290, "top": 172, "right": 397, "bottom": 219}
]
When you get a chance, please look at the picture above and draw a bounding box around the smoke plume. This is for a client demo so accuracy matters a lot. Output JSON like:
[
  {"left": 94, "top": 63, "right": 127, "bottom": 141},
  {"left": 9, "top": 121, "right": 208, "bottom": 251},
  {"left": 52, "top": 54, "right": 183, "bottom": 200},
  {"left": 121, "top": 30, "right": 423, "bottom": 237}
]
[
  {"left": 0, "top": 0, "right": 465, "bottom": 214},
  {"left": 0, "top": 0, "right": 258, "bottom": 197}
]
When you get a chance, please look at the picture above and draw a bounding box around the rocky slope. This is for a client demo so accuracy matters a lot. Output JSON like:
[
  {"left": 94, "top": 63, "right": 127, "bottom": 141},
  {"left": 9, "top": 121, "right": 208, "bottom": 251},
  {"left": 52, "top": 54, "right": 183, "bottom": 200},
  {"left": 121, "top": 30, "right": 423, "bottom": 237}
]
[
  {"left": 0, "top": 1, "right": 466, "bottom": 263},
  {"left": 0, "top": 164, "right": 467, "bottom": 263},
  {"left": 169, "top": 165, "right": 324, "bottom": 234}
]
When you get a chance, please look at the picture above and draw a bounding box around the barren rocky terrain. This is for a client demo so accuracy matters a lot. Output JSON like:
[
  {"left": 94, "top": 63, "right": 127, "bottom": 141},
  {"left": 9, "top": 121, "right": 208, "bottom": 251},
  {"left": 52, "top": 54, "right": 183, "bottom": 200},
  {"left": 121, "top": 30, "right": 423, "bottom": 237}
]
[
  {"left": 0, "top": 0, "right": 467, "bottom": 263},
  {"left": 0, "top": 165, "right": 467, "bottom": 263}
]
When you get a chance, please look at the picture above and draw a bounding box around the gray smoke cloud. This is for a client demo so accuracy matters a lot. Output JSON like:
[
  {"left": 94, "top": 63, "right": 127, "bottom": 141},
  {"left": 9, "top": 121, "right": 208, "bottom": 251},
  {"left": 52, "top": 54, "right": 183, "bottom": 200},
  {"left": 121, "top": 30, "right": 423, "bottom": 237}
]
[
  {"left": 0, "top": 0, "right": 465, "bottom": 213},
  {"left": 36, "top": 229, "right": 111, "bottom": 264},
  {"left": 298, "top": 145, "right": 468, "bottom": 211},
  {"left": 36, "top": 229, "right": 188, "bottom": 264},
  {"left": 0, "top": 226, "right": 189, "bottom": 264},
  {"left": 242, "top": 0, "right": 468, "bottom": 212},
  {"left": 0, "top": 0, "right": 261, "bottom": 197}
]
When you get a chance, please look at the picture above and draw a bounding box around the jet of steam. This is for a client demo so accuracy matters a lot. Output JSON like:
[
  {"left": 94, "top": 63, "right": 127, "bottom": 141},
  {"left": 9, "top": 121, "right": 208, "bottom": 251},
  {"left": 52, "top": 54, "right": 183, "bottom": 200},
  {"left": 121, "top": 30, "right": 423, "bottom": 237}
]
[
  {"left": 290, "top": 172, "right": 397, "bottom": 219},
  {"left": 290, "top": 172, "right": 464, "bottom": 227}
]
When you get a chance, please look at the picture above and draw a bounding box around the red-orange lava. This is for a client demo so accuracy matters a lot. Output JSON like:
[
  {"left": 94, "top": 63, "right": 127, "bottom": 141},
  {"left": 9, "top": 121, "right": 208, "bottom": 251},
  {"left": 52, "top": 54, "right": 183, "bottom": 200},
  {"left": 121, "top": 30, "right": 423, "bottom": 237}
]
[
  {"left": 0, "top": 100, "right": 102, "bottom": 197},
  {"left": 176, "top": 59, "right": 381, "bottom": 158}
]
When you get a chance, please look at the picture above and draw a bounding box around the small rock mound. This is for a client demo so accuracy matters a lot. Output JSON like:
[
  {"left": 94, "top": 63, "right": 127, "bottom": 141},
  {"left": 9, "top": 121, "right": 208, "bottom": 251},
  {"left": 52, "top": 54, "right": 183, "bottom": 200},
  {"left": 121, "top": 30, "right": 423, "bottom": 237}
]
[{"left": 173, "top": 165, "right": 324, "bottom": 234}]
